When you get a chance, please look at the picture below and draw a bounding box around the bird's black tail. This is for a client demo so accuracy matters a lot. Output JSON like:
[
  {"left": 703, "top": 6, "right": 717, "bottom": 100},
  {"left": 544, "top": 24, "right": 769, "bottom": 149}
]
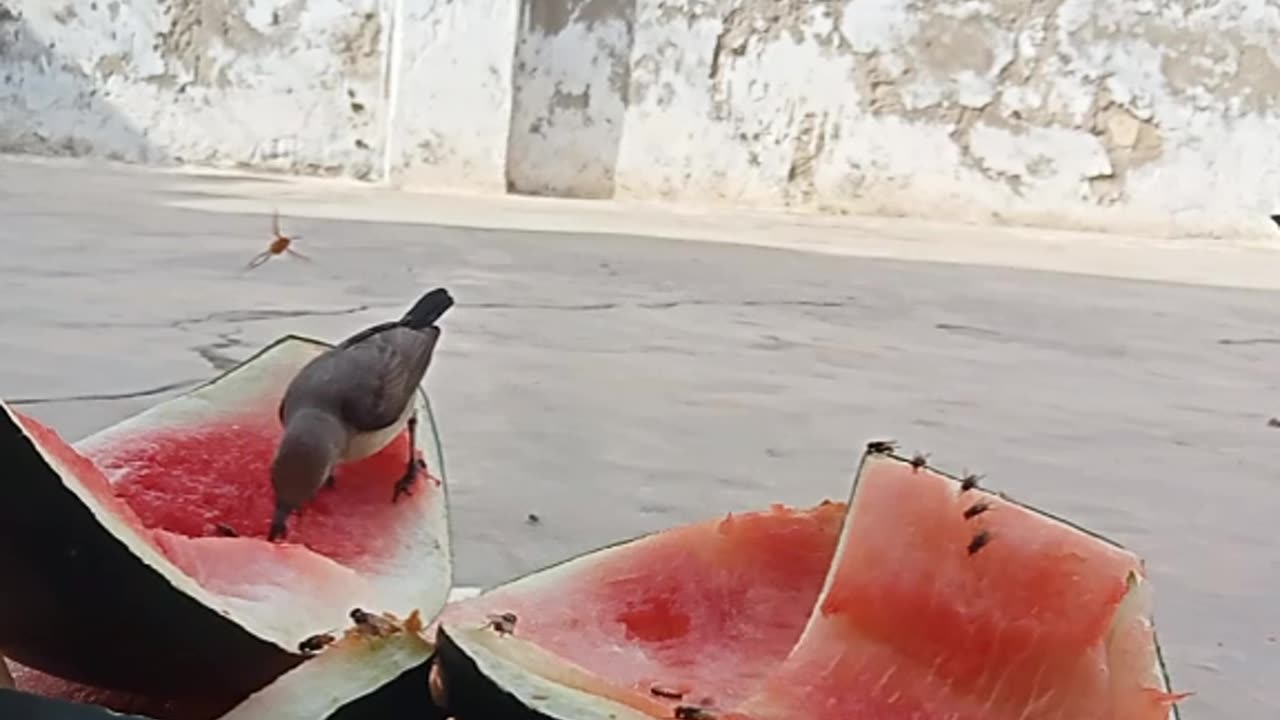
[{"left": 400, "top": 287, "right": 454, "bottom": 329}]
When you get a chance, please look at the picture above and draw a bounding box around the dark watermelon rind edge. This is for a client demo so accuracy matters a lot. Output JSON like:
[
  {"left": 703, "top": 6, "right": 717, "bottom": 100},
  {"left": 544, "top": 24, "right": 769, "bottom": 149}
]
[
  {"left": 856, "top": 442, "right": 1185, "bottom": 720},
  {"left": 0, "top": 689, "right": 152, "bottom": 719}
]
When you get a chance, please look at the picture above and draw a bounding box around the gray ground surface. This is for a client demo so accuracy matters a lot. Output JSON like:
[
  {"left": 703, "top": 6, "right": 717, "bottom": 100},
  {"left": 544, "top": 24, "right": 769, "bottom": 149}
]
[{"left": 1, "top": 157, "right": 1276, "bottom": 718}]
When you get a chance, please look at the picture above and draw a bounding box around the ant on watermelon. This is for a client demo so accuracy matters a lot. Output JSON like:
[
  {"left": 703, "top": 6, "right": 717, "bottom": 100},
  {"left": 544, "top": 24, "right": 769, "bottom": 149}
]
[
  {"left": 487, "top": 612, "right": 519, "bottom": 636},
  {"left": 349, "top": 608, "right": 397, "bottom": 637},
  {"left": 297, "top": 632, "right": 336, "bottom": 655}
]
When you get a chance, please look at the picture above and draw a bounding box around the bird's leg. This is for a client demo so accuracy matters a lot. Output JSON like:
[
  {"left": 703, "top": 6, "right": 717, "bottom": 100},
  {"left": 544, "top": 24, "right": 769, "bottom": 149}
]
[
  {"left": 393, "top": 413, "right": 425, "bottom": 503},
  {"left": 324, "top": 473, "right": 337, "bottom": 490},
  {"left": 268, "top": 505, "right": 292, "bottom": 542}
]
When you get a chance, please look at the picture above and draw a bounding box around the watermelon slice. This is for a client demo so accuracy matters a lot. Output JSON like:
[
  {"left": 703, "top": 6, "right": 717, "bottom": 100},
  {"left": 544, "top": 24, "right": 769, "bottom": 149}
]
[
  {"left": 735, "top": 448, "right": 1188, "bottom": 720},
  {"left": 430, "top": 501, "right": 848, "bottom": 718},
  {"left": 0, "top": 335, "right": 452, "bottom": 703},
  {"left": 431, "top": 445, "right": 1187, "bottom": 720}
]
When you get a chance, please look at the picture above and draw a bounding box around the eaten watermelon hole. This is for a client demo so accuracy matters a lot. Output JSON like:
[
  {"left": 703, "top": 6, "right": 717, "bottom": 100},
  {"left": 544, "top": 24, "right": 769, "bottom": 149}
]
[
  {"left": 16, "top": 413, "right": 445, "bottom": 634},
  {"left": 434, "top": 501, "right": 848, "bottom": 715}
]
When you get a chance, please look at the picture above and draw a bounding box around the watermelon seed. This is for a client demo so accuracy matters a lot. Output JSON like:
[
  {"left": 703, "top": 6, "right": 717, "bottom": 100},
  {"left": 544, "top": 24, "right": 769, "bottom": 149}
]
[
  {"left": 650, "top": 685, "right": 685, "bottom": 700},
  {"left": 910, "top": 452, "right": 929, "bottom": 471},
  {"left": 213, "top": 523, "right": 238, "bottom": 537},
  {"left": 297, "top": 632, "right": 336, "bottom": 655},
  {"left": 866, "top": 439, "right": 896, "bottom": 454},
  {"left": 967, "top": 530, "right": 992, "bottom": 555},
  {"left": 959, "top": 472, "right": 984, "bottom": 493},
  {"left": 486, "top": 612, "right": 518, "bottom": 635},
  {"left": 962, "top": 501, "right": 991, "bottom": 520},
  {"left": 674, "top": 706, "right": 717, "bottom": 719}
]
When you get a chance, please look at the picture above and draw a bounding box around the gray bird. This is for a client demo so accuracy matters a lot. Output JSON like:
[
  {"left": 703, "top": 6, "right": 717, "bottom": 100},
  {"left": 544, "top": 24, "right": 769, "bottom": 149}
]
[{"left": 268, "top": 287, "right": 454, "bottom": 542}]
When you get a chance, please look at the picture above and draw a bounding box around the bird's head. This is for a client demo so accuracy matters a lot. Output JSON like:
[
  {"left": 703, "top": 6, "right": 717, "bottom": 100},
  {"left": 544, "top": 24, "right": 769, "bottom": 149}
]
[{"left": 268, "top": 409, "right": 345, "bottom": 541}]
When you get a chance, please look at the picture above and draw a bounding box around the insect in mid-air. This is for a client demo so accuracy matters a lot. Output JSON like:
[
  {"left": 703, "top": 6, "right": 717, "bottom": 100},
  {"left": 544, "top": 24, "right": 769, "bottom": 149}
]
[{"left": 244, "top": 209, "right": 311, "bottom": 270}]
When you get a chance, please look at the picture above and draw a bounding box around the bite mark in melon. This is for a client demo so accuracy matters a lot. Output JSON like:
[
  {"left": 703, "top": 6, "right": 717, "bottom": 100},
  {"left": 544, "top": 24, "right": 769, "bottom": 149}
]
[
  {"left": 433, "top": 501, "right": 847, "bottom": 717},
  {"left": 0, "top": 335, "right": 452, "bottom": 700}
]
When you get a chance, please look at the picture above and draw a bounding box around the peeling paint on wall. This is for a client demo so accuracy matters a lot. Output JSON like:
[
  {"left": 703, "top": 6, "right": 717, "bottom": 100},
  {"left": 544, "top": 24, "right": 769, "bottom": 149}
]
[
  {"left": 612, "top": 0, "right": 1280, "bottom": 234},
  {"left": 505, "top": 0, "right": 637, "bottom": 199},
  {"left": 2, "top": 0, "right": 389, "bottom": 180},
  {"left": 4, "top": 0, "right": 1280, "bottom": 235}
]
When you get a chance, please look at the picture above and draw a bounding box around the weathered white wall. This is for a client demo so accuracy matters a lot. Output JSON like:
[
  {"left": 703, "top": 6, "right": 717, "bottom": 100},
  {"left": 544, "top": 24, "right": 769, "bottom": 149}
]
[
  {"left": 3, "top": 0, "right": 1280, "bottom": 236},
  {"left": 386, "top": 0, "right": 518, "bottom": 192},
  {"left": 1, "top": 0, "right": 391, "bottom": 178},
  {"left": 504, "top": 0, "right": 634, "bottom": 199},
  {"left": 611, "top": 0, "right": 1280, "bottom": 235}
]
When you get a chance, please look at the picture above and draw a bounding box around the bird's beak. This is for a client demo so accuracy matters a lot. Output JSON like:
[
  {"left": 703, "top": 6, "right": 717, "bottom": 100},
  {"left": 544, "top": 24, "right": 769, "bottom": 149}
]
[{"left": 268, "top": 505, "right": 292, "bottom": 542}]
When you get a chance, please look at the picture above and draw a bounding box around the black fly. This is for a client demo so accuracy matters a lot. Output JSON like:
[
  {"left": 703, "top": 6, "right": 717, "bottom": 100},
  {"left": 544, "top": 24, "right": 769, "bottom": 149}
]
[
  {"left": 866, "top": 439, "right": 897, "bottom": 454},
  {"left": 959, "top": 473, "right": 983, "bottom": 493},
  {"left": 967, "top": 530, "right": 992, "bottom": 556}
]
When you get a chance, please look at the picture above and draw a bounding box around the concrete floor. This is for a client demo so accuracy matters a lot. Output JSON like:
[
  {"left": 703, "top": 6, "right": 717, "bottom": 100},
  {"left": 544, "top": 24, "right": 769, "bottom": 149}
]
[{"left": 2, "top": 156, "right": 1277, "bottom": 718}]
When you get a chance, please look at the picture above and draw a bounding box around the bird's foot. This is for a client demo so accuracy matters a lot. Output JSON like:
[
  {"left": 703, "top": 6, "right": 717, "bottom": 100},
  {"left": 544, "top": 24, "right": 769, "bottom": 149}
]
[
  {"left": 268, "top": 519, "right": 289, "bottom": 542},
  {"left": 324, "top": 473, "right": 337, "bottom": 491},
  {"left": 269, "top": 506, "right": 292, "bottom": 542},
  {"left": 392, "top": 457, "right": 427, "bottom": 503}
]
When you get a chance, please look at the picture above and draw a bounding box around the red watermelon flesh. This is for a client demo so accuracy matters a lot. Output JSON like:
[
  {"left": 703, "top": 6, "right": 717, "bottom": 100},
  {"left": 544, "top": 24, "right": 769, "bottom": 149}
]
[
  {"left": 736, "top": 452, "right": 1188, "bottom": 720},
  {"left": 0, "top": 336, "right": 452, "bottom": 695},
  {"left": 436, "top": 501, "right": 847, "bottom": 715}
]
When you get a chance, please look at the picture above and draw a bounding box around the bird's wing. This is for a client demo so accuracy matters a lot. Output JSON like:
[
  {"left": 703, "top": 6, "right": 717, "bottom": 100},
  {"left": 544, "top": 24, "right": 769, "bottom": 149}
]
[
  {"left": 338, "top": 326, "right": 441, "bottom": 432},
  {"left": 336, "top": 320, "right": 400, "bottom": 349}
]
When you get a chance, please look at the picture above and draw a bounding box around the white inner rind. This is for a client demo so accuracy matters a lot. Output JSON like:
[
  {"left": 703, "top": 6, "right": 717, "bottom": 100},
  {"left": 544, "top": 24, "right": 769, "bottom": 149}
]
[
  {"left": 4, "top": 335, "right": 452, "bottom": 654},
  {"left": 446, "top": 626, "right": 653, "bottom": 720},
  {"left": 218, "top": 628, "right": 433, "bottom": 720}
]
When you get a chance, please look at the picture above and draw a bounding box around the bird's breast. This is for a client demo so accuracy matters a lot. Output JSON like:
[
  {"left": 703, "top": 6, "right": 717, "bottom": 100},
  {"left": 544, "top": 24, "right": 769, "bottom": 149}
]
[{"left": 341, "top": 400, "right": 415, "bottom": 461}]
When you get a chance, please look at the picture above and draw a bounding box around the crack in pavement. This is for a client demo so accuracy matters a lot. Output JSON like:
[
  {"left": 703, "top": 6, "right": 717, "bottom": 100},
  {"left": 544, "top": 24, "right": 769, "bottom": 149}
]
[
  {"left": 172, "top": 304, "right": 376, "bottom": 329},
  {"left": 8, "top": 378, "right": 205, "bottom": 406},
  {"left": 18, "top": 297, "right": 862, "bottom": 407},
  {"left": 1218, "top": 337, "right": 1280, "bottom": 346},
  {"left": 51, "top": 304, "right": 382, "bottom": 331},
  {"left": 192, "top": 332, "right": 248, "bottom": 372}
]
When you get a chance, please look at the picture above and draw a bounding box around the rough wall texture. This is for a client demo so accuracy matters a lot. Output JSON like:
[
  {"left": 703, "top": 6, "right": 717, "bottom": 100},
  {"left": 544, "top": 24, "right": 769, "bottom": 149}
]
[
  {"left": 505, "top": 0, "right": 636, "bottom": 198},
  {"left": 3, "top": 0, "right": 1279, "bottom": 235},
  {"left": 1, "top": 0, "right": 389, "bottom": 178},
  {"left": 612, "top": 0, "right": 1280, "bottom": 233},
  {"left": 387, "top": 0, "right": 518, "bottom": 192}
]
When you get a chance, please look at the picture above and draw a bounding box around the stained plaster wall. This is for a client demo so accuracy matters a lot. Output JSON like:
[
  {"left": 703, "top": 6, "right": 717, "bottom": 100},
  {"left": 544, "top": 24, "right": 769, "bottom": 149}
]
[{"left": 3, "top": 0, "right": 1279, "bottom": 235}]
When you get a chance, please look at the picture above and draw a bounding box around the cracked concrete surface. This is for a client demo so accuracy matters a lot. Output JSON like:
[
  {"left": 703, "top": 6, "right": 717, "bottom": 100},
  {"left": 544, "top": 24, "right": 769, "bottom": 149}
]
[{"left": 0, "top": 156, "right": 1276, "bottom": 716}]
